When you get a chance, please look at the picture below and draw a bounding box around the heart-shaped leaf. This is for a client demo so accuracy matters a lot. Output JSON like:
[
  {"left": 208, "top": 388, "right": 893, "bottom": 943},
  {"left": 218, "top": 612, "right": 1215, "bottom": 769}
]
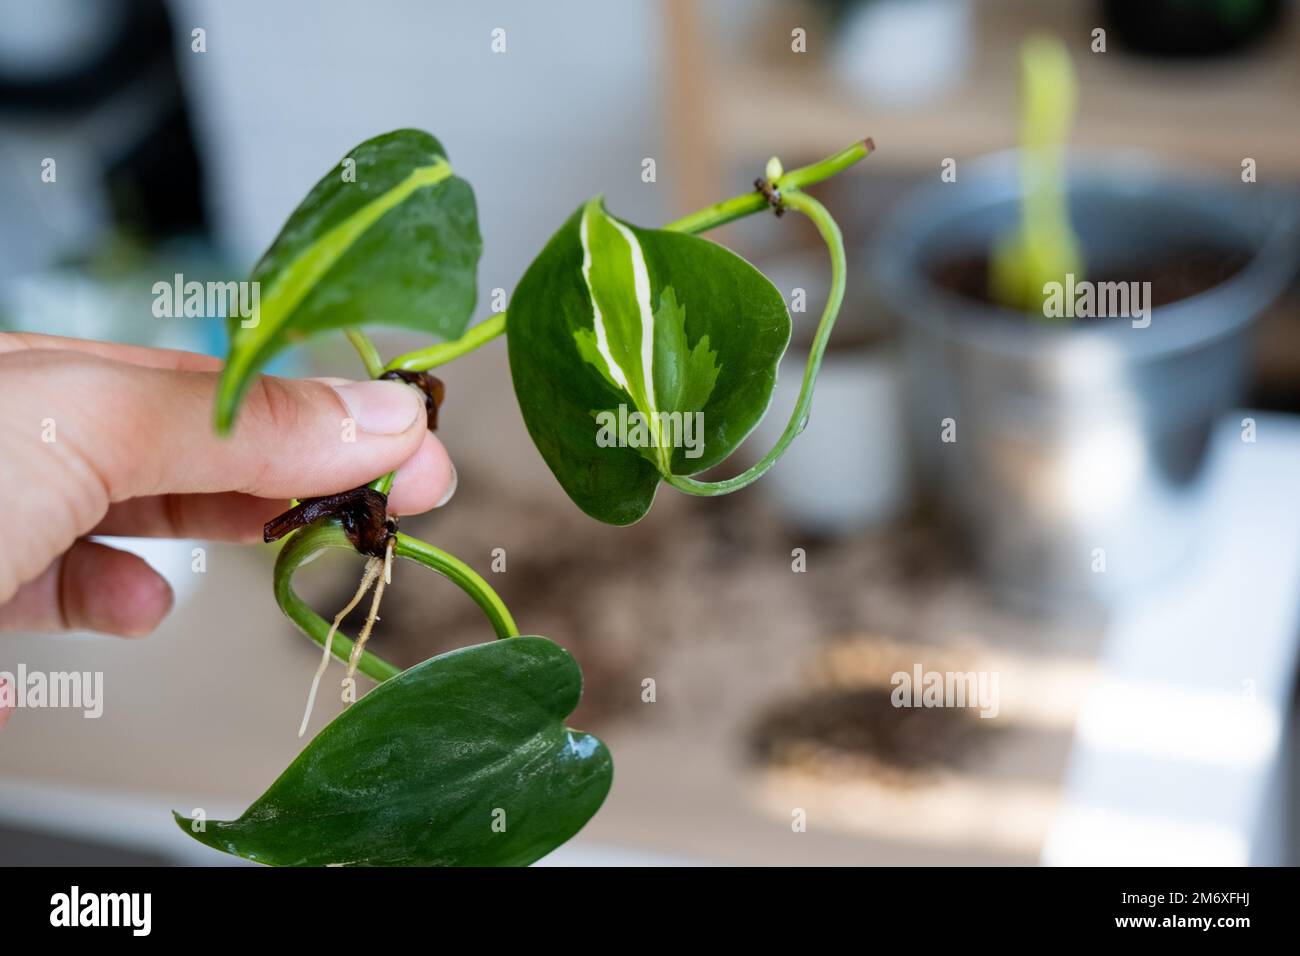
[
  {"left": 175, "top": 636, "right": 611, "bottom": 866},
  {"left": 507, "top": 199, "right": 791, "bottom": 524},
  {"left": 216, "top": 128, "right": 482, "bottom": 432}
]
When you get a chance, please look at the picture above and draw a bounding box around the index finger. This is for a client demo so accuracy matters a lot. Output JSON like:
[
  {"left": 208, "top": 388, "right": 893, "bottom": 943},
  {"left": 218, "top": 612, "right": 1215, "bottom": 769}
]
[{"left": 0, "top": 331, "right": 223, "bottom": 372}]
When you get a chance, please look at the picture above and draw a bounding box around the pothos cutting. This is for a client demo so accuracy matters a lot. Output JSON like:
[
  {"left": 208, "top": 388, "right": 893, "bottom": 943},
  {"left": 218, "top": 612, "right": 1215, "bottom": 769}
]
[{"left": 175, "top": 128, "right": 873, "bottom": 865}]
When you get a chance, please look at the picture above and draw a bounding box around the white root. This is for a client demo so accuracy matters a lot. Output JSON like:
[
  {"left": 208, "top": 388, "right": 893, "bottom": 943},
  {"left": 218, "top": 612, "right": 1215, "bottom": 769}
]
[
  {"left": 346, "top": 536, "right": 395, "bottom": 689},
  {"left": 298, "top": 556, "right": 382, "bottom": 738}
]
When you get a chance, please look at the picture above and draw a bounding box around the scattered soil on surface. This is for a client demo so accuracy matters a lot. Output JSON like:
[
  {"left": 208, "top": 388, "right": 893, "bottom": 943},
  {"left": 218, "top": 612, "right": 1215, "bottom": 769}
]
[
  {"left": 749, "top": 686, "right": 1003, "bottom": 784},
  {"left": 745, "top": 633, "right": 1075, "bottom": 789}
]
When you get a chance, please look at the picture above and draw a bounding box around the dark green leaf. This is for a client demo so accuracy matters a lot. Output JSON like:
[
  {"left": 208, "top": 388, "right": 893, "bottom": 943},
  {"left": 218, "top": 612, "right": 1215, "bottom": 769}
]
[
  {"left": 507, "top": 199, "right": 790, "bottom": 524},
  {"left": 175, "top": 636, "right": 611, "bottom": 866},
  {"left": 215, "top": 128, "right": 482, "bottom": 432}
]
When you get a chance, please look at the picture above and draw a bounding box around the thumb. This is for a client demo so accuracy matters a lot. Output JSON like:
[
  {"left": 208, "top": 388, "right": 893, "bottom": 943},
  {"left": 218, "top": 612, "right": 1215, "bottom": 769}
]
[{"left": 13, "top": 350, "right": 429, "bottom": 502}]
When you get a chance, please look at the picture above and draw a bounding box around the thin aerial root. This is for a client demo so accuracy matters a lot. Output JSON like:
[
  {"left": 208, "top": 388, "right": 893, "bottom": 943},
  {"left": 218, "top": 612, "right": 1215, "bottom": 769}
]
[
  {"left": 298, "top": 557, "right": 382, "bottom": 738},
  {"left": 346, "top": 536, "right": 395, "bottom": 691}
]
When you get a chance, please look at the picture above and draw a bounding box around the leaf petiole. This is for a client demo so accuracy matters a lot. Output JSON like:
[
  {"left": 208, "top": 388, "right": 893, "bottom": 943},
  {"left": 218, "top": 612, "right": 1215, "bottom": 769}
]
[
  {"left": 368, "top": 470, "right": 396, "bottom": 496},
  {"left": 385, "top": 312, "right": 506, "bottom": 373},
  {"left": 274, "top": 522, "right": 402, "bottom": 682},
  {"left": 664, "top": 189, "right": 846, "bottom": 497},
  {"left": 274, "top": 521, "right": 520, "bottom": 684},
  {"left": 394, "top": 532, "right": 519, "bottom": 640},
  {"left": 344, "top": 327, "right": 386, "bottom": 378}
]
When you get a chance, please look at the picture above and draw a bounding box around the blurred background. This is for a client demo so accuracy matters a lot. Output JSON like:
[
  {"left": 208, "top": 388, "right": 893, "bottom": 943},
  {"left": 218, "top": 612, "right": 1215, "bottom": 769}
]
[{"left": 2, "top": 0, "right": 1299, "bottom": 865}]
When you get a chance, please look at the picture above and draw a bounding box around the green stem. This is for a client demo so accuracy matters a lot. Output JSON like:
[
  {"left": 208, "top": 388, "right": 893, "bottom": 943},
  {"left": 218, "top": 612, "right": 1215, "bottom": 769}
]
[
  {"left": 385, "top": 312, "right": 507, "bottom": 374},
  {"left": 344, "top": 327, "right": 386, "bottom": 378},
  {"left": 341, "top": 328, "right": 398, "bottom": 493},
  {"left": 662, "top": 137, "right": 873, "bottom": 234},
  {"left": 664, "top": 189, "right": 845, "bottom": 497},
  {"left": 273, "top": 521, "right": 520, "bottom": 684},
  {"left": 273, "top": 522, "right": 402, "bottom": 683},
  {"left": 393, "top": 533, "right": 519, "bottom": 640},
  {"left": 385, "top": 137, "right": 874, "bottom": 374}
]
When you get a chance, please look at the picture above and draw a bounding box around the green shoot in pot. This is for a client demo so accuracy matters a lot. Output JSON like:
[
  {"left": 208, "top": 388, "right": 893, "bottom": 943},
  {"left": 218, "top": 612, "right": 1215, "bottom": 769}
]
[{"left": 990, "top": 34, "right": 1086, "bottom": 315}]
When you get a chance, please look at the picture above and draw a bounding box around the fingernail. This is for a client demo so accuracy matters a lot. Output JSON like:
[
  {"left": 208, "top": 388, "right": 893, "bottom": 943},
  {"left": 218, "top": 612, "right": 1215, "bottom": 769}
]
[
  {"left": 332, "top": 381, "right": 423, "bottom": 435},
  {"left": 435, "top": 461, "right": 458, "bottom": 508}
]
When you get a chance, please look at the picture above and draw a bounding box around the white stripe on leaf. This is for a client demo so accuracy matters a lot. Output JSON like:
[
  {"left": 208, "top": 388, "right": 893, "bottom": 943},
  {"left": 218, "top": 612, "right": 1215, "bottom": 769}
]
[
  {"left": 606, "top": 216, "right": 659, "bottom": 425},
  {"left": 574, "top": 201, "right": 720, "bottom": 475},
  {"left": 578, "top": 204, "right": 633, "bottom": 394}
]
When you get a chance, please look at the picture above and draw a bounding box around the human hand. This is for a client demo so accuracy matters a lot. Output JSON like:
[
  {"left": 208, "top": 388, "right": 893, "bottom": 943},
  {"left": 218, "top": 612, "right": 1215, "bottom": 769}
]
[{"left": 0, "top": 332, "right": 455, "bottom": 638}]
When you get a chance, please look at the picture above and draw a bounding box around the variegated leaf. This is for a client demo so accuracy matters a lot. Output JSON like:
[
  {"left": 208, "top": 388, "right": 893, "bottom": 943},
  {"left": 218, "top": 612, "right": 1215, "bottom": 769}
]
[
  {"left": 508, "top": 198, "right": 790, "bottom": 524},
  {"left": 215, "top": 129, "right": 481, "bottom": 432}
]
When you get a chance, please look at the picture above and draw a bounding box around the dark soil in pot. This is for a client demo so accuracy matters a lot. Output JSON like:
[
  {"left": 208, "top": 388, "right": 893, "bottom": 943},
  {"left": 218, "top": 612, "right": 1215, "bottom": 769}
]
[{"left": 926, "top": 244, "right": 1253, "bottom": 317}]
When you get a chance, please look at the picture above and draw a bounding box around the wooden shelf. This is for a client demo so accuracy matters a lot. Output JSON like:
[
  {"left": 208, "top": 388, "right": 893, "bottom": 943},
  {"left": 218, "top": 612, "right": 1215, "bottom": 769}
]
[{"left": 672, "top": 0, "right": 1300, "bottom": 200}]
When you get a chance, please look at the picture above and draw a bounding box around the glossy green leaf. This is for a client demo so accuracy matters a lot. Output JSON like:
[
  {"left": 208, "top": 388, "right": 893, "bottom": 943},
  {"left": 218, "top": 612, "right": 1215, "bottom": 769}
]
[
  {"left": 507, "top": 198, "right": 791, "bottom": 524},
  {"left": 215, "top": 128, "right": 481, "bottom": 432},
  {"left": 175, "top": 636, "right": 611, "bottom": 866}
]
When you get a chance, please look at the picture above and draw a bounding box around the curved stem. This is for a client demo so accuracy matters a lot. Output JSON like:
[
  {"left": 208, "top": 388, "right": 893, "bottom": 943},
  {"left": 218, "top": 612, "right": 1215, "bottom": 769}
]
[
  {"left": 394, "top": 532, "right": 519, "bottom": 639},
  {"left": 385, "top": 312, "right": 506, "bottom": 373},
  {"left": 664, "top": 189, "right": 846, "bottom": 497},
  {"left": 781, "top": 138, "right": 876, "bottom": 193},
  {"left": 344, "top": 327, "right": 385, "bottom": 378},
  {"left": 273, "top": 522, "right": 520, "bottom": 685},
  {"left": 385, "top": 137, "right": 874, "bottom": 374},
  {"left": 274, "top": 522, "right": 402, "bottom": 683}
]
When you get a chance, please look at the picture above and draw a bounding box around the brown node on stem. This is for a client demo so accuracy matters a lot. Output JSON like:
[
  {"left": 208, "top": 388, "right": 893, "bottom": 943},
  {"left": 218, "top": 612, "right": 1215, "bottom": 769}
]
[
  {"left": 263, "top": 486, "right": 396, "bottom": 558},
  {"left": 380, "top": 369, "right": 446, "bottom": 431},
  {"left": 754, "top": 176, "right": 784, "bottom": 217}
]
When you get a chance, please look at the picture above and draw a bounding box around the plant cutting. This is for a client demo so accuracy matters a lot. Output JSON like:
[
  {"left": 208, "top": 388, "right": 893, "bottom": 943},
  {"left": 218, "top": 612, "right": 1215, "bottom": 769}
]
[{"left": 174, "top": 128, "right": 874, "bottom": 865}]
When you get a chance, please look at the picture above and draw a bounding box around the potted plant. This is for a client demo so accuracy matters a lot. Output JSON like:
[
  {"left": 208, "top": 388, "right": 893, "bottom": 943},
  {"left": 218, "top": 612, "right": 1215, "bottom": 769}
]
[
  {"left": 872, "top": 36, "right": 1300, "bottom": 609},
  {"left": 163, "top": 129, "right": 873, "bottom": 865}
]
